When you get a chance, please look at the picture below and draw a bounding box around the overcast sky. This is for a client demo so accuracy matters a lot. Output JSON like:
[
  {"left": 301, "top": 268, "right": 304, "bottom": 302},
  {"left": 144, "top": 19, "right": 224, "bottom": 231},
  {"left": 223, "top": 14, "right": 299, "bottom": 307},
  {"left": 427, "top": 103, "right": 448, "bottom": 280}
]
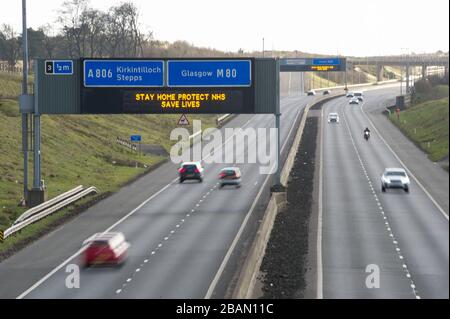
[{"left": 1, "top": 0, "right": 449, "bottom": 56}]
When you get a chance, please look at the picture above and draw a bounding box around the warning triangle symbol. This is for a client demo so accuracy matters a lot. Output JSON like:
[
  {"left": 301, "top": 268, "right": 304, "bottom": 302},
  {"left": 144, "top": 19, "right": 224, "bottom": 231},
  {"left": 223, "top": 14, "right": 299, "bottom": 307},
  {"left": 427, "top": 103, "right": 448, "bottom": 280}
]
[{"left": 178, "top": 114, "right": 189, "bottom": 125}]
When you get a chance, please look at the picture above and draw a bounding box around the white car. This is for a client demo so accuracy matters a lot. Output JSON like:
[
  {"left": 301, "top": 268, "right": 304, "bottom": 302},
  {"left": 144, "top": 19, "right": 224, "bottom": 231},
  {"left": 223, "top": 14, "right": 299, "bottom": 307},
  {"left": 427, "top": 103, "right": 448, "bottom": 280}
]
[
  {"left": 349, "top": 97, "right": 359, "bottom": 105},
  {"left": 307, "top": 90, "right": 316, "bottom": 96},
  {"left": 346, "top": 92, "right": 354, "bottom": 98},
  {"left": 381, "top": 168, "right": 410, "bottom": 192},
  {"left": 327, "top": 112, "right": 340, "bottom": 123}
]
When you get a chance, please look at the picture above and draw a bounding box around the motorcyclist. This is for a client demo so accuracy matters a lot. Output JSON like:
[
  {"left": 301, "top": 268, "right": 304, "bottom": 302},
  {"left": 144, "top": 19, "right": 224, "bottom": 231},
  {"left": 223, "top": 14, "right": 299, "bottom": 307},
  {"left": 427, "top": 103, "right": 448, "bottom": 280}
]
[{"left": 364, "top": 127, "right": 370, "bottom": 139}]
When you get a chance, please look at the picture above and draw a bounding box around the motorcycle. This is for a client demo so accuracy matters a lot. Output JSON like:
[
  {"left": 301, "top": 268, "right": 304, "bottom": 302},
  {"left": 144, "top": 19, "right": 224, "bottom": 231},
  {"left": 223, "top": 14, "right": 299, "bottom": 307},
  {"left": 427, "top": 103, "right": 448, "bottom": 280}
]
[{"left": 364, "top": 131, "right": 370, "bottom": 141}]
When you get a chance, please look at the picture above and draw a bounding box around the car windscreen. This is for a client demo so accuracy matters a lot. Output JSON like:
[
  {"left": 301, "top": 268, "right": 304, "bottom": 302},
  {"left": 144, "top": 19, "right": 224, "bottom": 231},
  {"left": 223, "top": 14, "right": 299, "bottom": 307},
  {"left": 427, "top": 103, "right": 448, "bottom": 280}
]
[{"left": 386, "top": 171, "right": 406, "bottom": 177}]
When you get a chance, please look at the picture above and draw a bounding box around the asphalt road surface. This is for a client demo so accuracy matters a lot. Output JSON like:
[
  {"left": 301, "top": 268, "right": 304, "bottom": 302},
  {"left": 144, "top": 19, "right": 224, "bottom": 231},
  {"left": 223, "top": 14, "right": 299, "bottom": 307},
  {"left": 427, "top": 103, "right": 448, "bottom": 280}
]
[
  {"left": 0, "top": 93, "right": 311, "bottom": 299},
  {"left": 320, "top": 87, "right": 449, "bottom": 298}
]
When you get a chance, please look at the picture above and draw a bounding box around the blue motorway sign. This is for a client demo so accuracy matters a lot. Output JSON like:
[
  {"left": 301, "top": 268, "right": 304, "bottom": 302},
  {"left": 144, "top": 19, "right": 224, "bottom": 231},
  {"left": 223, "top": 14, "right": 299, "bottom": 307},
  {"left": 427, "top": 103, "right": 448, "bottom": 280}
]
[
  {"left": 130, "top": 135, "right": 141, "bottom": 142},
  {"left": 45, "top": 60, "right": 73, "bottom": 75},
  {"left": 167, "top": 60, "right": 251, "bottom": 87},
  {"left": 312, "top": 58, "right": 341, "bottom": 65},
  {"left": 84, "top": 60, "right": 164, "bottom": 87}
]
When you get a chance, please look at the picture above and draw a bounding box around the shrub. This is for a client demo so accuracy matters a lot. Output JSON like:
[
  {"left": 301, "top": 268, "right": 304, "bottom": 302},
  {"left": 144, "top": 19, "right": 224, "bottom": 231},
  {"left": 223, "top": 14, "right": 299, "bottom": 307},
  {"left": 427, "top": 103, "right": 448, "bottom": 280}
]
[{"left": 414, "top": 79, "right": 432, "bottom": 94}]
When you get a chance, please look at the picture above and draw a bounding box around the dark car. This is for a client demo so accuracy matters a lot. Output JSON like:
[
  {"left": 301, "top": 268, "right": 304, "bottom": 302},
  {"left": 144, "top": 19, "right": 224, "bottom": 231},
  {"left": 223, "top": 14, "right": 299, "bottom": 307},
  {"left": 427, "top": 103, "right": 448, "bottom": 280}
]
[
  {"left": 219, "top": 167, "right": 242, "bottom": 188},
  {"left": 307, "top": 90, "right": 316, "bottom": 96},
  {"left": 323, "top": 90, "right": 331, "bottom": 95},
  {"left": 179, "top": 162, "right": 204, "bottom": 183}
]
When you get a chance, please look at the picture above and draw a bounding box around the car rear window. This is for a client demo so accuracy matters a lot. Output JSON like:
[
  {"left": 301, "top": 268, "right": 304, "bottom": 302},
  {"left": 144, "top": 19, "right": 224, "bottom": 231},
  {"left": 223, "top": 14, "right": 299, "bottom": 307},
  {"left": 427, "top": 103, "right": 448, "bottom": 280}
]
[
  {"left": 91, "top": 240, "right": 109, "bottom": 247},
  {"left": 183, "top": 165, "right": 197, "bottom": 171},
  {"left": 222, "top": 170, "right": 237, "bottom": 176}
]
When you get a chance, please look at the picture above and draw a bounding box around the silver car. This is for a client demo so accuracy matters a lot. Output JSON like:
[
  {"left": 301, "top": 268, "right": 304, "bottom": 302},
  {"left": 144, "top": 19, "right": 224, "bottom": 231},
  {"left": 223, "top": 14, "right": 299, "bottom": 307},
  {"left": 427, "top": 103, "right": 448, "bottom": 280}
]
[
  {"left": 219, "top": 167, "right": 242, "bottom": 188},
  {"left": 327, "top": 112, "right": 340, "bottom": 123},
  {"left": 381, "top": 168, "right": 410, "bottom": 192},
  {"left": 349, "top": 97, "right": 359, "bottom": 105}
]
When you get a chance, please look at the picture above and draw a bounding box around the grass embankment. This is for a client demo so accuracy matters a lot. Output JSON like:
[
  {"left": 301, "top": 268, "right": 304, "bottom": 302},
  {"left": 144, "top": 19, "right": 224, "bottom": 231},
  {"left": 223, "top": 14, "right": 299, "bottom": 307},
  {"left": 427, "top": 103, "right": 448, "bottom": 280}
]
[
  {"left": 388, "top": 85, "right": 449, "bottom": 167},
  {"left": 0, "top": 73, "right": 33, "bottom": 98},
  {"left": 309, "top": 72, "right": 338, "bottom": 89},
  {"left": 0, "top": 73, "right": 217, "bottom": 250}
]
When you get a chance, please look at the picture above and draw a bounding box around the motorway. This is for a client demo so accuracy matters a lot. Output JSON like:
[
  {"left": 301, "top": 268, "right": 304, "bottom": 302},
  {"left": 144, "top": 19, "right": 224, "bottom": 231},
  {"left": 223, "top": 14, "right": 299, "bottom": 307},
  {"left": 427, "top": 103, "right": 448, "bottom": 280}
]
[
  {"left": 0, "top": 93, "right": 310, "bottom": 299},
  {"left": 320, "top": 87, "right": 449, "bottom": 298},
  {"left": 1, "top": 84, "right": 447, "bottom": 299}
]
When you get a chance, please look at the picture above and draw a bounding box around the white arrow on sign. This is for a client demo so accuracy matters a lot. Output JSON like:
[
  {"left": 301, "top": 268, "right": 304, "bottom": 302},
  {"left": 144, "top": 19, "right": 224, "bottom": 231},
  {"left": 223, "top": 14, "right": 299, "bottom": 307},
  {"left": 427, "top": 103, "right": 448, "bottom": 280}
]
[{"left": 178, "top": 114, "right": 189, "bottom": 125}]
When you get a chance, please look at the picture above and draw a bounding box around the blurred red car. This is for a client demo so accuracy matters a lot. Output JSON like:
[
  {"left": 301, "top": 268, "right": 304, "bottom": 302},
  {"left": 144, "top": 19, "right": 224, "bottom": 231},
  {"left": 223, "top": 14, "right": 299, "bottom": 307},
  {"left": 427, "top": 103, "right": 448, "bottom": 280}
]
[{"left": 82, "top": 232, "right": 129, "bottom": 267}]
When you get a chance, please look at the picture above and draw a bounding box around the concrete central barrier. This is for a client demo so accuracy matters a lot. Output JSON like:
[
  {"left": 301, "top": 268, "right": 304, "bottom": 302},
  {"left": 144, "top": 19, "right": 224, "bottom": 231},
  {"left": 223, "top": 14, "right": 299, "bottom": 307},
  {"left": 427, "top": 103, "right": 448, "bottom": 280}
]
[{"left": 232, "top": 92, "right": 345, "bottom": 298}]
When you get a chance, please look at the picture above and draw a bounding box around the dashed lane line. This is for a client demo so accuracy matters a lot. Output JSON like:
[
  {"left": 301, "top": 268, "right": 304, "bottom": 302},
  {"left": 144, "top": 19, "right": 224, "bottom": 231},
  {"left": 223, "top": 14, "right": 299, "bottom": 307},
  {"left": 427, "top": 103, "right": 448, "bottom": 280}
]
[{"left": 342, "top": 104, "right": 420, "bottom": 299}]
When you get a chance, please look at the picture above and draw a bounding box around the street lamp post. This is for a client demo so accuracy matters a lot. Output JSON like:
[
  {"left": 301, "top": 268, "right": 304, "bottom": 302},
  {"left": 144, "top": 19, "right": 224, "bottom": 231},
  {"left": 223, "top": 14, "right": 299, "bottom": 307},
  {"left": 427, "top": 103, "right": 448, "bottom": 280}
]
[
  {"left": 21, "top": 0, "right": 29, "bottom": 204},
  {"left": 262, "top": 38, "right": 265, "bottom": 58}
]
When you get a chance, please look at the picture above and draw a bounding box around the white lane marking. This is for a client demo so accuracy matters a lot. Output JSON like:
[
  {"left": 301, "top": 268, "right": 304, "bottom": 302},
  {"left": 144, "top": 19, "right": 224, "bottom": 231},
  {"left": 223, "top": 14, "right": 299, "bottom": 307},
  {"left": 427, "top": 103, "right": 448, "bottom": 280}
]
[
  {"left": 16, "top": 179, "right": 177, "bottom": 299},
  {"left": 19, "top": 98, "right": 303, "bottom": 299},
  {"left": 317, "top": 105, "right": 325, "bottom": 299},
  {"left": 205, "top": 165, "right": 273, "bottom": 299},
  {"left": 360, "top": 103, "right": 448, "bottom": 221},
  {"left": 342, "top": 105, "right": 420, "bottom": 299},
  {"left": 17, "top": 113, "right": 259, "bottom": 299},
  {"left": 205, "top": 96, "right": 306, "bottom": 299}
]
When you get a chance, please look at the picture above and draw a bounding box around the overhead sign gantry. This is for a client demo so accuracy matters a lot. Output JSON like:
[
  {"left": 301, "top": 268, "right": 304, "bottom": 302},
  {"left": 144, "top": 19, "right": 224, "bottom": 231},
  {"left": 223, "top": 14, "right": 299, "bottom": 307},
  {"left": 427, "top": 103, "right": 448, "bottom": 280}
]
[
  {"left": 279, "top": 57, "right": 346, "bottom": 72},
  {"left": 33, "top": 58, "right": 278, "bottom": 115}
]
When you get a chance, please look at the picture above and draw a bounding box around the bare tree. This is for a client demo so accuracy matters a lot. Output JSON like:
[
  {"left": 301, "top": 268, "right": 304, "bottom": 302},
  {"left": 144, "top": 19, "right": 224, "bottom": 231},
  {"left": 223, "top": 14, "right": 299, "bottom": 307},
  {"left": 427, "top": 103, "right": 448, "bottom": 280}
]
[
  {"left": 58, "top": 0, "right": 89, "bottom": 57},
  {"left": 39, "top": 24, "right": 58, "bottom": 59},
  {"left": 80, "top": 8, "right": 108, "bottom": 57},
  {"left": 106, "top": 3, "right": 145, "bottom": 57},
  {"left": 0, "top": 24, "right": 20, "bottom": 66}
]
